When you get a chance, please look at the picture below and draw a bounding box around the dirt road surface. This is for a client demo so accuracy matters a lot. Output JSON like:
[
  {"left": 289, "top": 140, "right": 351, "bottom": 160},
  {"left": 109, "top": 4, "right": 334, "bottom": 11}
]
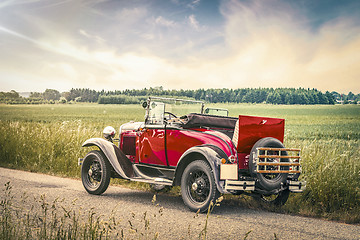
[{"left": 0, "top": 167, "right": 359, "bottom": 239}]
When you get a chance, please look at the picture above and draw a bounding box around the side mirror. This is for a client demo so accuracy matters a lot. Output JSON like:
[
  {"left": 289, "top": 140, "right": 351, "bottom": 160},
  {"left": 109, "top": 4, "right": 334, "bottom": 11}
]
[
  {"left": 142, "top": 101, "right": 148, "bottom": 109},
  {"left": 103, "top": 126, "right": 116, "bottom": 141}
]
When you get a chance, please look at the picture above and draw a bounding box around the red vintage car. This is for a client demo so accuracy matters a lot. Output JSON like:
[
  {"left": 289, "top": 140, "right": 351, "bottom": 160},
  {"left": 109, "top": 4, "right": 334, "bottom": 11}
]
[{"left": 79, "top": 97, "right": 305, "bottom": 212}]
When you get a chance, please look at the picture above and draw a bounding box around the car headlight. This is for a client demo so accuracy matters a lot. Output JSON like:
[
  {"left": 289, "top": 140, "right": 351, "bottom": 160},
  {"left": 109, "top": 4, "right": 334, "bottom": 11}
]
[{"left": 103, "top": 126, "right": 116, "bottom": 140}]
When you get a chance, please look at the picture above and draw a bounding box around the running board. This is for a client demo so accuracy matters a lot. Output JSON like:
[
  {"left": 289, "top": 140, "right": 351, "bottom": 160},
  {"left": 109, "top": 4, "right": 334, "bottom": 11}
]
[
  {"left": 130, "top": 165, "right": 173, "bottom": 185},
  {"left": 130, "top": 177, "right": 173, "bottom": 186}
]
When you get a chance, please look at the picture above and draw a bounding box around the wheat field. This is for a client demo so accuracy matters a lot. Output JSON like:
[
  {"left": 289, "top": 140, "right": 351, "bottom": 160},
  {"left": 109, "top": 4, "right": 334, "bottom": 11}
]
[{"left": 0, "top": 103, "right": 359, "bottom": 223}]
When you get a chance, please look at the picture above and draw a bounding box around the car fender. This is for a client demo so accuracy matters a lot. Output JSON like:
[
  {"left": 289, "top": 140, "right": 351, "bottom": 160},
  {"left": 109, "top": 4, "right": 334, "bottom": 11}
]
[
  {"left": 174, "top": 145, "right": 227, "bottom": 193},
  {"left": 82, "top": 138, "right": 134, "bottom": 179}
]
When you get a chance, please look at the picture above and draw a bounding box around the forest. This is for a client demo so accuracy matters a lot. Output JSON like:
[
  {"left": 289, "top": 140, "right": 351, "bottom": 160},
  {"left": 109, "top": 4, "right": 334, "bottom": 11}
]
[{"left": 0, "top": 87, "right": 359, "bottom": 105}]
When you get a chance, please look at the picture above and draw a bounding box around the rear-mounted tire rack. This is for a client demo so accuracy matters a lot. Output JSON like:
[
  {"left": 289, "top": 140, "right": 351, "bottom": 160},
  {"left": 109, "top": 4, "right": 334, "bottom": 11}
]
[{"left": 255, "top": 147, "right": 301, "bottom": 174}]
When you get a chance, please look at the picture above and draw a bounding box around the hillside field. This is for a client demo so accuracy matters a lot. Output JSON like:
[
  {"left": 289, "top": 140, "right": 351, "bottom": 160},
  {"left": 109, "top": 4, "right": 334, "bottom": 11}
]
[{"left": 0, "top": 103, "right": 359, "bottom": 223}]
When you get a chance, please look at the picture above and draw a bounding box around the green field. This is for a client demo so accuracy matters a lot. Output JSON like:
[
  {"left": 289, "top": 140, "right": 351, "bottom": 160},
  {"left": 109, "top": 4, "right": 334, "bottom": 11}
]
[{"left": 0, "top": 103, "right": 359, "bottom": 223}]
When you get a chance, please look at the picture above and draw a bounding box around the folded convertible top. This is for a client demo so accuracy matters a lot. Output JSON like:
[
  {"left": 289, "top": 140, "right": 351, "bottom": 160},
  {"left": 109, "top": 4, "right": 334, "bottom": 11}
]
[{"left": 183, "top": 113, "right": 238, "bottom": 129}]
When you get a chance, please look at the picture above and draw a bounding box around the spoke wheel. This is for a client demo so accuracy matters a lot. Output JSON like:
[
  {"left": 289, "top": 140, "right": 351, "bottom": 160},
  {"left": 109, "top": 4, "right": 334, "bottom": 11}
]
[
  {"left": 256, "top": 190, "right": 290, "bottom": 206},
  {"left": 150, "top": 184, "right": 171, "bottom": 192},
  {"left": 181, "top": 160, "right": 219, "bottom": 213},
  {"left": 81, "top": 150, "right": 111, "bottom": 195},
  {"left": 188, "top": 170, "right": 210, "bottom": 203}
]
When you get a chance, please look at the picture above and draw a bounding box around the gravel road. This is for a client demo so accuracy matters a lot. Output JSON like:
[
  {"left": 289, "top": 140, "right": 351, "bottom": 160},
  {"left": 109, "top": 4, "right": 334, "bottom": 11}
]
[{"left": 0, "top": 167, "right": 359, "bottom": 240}]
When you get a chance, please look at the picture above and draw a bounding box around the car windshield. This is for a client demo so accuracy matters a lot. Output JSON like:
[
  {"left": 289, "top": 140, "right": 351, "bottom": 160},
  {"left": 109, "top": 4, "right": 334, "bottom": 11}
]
[
  {"left": 146, "top": 97, "right": 204, "bottom": 124},
  {"left": 148, "top": 101, "right": 165, "bottom": 124}
]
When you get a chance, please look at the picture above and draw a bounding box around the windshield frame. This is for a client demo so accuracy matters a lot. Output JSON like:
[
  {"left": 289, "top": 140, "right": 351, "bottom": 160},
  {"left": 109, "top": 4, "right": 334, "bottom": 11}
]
[{"left": 144, "top": 97, "right": 205, "bottom": 125}]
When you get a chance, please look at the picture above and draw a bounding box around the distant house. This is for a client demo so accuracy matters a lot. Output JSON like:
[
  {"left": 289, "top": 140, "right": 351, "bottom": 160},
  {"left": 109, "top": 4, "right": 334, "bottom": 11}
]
[
  {"left": 336, "top": 99, "right": 344, "bottom": 104},
  {"left": 19, "top": 92, "right": 30, "bottom": 98}
]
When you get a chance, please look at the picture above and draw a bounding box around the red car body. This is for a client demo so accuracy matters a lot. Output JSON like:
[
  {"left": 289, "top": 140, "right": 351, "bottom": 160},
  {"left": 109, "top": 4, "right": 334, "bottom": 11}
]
[
  {"left": 120, "top": 115, "right": 284, "bottom": 170},
  {"left": 80, "top": 97, "right": 305, "bottom": 212}
]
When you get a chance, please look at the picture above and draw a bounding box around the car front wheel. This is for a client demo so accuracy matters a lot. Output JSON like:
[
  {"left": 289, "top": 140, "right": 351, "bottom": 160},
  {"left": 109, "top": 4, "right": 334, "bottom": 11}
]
[
  {"left": 81, "top": 150, "right": 111, "bottom": 195},
  {"left": 181, "top": 160, "right": 220, "bottom": 213}
]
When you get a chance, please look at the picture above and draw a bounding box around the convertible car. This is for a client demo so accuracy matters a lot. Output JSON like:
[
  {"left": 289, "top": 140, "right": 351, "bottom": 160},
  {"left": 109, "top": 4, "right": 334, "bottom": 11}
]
[{"left": 78, "top": 97, "right": 305, "bottom": 212}]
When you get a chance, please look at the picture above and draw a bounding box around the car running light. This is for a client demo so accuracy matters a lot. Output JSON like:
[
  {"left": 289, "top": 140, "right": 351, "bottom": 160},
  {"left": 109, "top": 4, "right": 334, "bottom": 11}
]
[{"left": 228, "top": 155, "right": 236, "bottom": 163}]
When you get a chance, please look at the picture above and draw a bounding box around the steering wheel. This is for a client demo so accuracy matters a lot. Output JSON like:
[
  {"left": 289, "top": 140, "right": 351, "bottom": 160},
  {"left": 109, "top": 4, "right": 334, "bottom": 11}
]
[
  {"left": 164, "top": 111, "right": 177, "bottom": 120},
  {"left": 164, "top": 112, "right": 187, "bottom": 125}
]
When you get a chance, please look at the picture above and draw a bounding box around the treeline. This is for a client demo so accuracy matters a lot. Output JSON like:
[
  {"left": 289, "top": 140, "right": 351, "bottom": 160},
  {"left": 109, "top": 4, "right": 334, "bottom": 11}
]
[
  {"left": 0, "top": 90, "right": 45, "bottom": 104},
  {"left": 1, "top": 87, "right": 359, "bottom": 105},
  {"left": 98, "top": 95, "right": 147, "bottom": 104},
  {"left": 69, "top": 87, "right": 345, "bottom": 105}
]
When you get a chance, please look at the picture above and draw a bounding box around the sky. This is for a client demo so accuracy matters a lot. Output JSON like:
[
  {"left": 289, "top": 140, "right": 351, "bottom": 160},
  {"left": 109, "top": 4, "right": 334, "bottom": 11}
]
[{"left": 0, "top": 0, "right": 359, "bottom": 93}]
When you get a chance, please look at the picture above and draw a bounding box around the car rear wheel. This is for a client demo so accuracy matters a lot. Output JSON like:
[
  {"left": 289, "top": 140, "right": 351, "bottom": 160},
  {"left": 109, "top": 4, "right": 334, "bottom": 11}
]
[
  {"left": 81, "top": 150, "right": 111, "bottom": 195},
  {"left": 249, "top": 137, "right": 289, "bottom": 191},
  {"left": 181, "top": 160, "right": 220, "bottom": 213},
  {"left": 256, "top": 189, "right": 290, "bottom": 206}
]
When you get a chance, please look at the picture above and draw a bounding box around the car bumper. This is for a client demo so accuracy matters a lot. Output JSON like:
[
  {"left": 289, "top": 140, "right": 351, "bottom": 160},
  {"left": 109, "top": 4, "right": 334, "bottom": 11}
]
[
  {"left": 225, "top": 180, "right": 255, "bottom": 191},
  {"left": 224, "top": 179, "right": 306, "bottom": 192},
  {"left": 288, "top": 180, "right": 306, "bottom": 192}
]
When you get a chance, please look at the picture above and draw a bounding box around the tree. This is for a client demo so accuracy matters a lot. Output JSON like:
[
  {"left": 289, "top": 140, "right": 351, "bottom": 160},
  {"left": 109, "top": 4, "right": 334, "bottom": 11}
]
[
  {"left": 242, "top": 91, "right": 255, "bottom": 103},
  {"left": 62, "top": 92, "right": 71, "bottom": 101},
  {"left": 43, "top": 89, "right": 60, "bottom": 101},
  {"left": 273, "top": 92, "right": 282, "bottom": 104},
  {"left": 266, "top": 93, "right": 274, "bottom": 104},
  {"left": 30, "top": 92, "right": 43, "bottom": 98},
  {"left": 317, "top": 92, "right": 328, "bottom": 104},
  {"left": 347, "top": 92, "right": 355, "bottom": 101},
  {"left": 7, "top": 90, "right": 20, "bottom": 98},
  {"left": 325, "top": 91, "right": 335, "bottom": 105}
]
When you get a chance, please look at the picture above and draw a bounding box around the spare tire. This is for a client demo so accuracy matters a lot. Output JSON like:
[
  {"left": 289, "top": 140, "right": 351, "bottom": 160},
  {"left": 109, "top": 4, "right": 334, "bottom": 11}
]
[{"left": 249, "top": 137, "right": 289, "bottom": 191}]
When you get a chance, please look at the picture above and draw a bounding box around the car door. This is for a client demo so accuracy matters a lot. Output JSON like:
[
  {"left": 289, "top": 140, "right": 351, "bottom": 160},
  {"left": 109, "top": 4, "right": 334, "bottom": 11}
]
[
  {"left": 138, "top": 102, "right": 167, "bottom": 166},
  {"left": 138, "top": 127, "right": 167, "bottom": 166}
]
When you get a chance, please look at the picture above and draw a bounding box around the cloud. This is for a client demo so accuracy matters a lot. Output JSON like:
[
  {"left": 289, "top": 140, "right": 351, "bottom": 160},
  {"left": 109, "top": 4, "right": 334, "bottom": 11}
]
[
  {"left": 79, "top": 29, "right": 106, "bottom": 44},
  {"left": 206, "top": 0, "right": 360, "bottom": 92},
  {"left": 0, "top": 0, "right": 359, "bottom": 93},
  {"left": 188, "top": 15, "right": 200, "bottom": 30},
  {"left": 171, "top": 0, "right": 201, "bottom": 10},
  {"left": 0, "top": 0, "right": 44, "bottom": 9},
  {"left": 0, "top": 25, "right": 38, "bottom": 44},
  {"left": 136, "top": 0, "right": 360, "bottom": 92},
  {"left": 115, "top": 7, "right": 148, "bottom": 24},
  {"left": 187, "top": 0, "right": 201, "bottom": 10},
  {"left": 154, "top": 16, "right": 177, "bottom": 28}
]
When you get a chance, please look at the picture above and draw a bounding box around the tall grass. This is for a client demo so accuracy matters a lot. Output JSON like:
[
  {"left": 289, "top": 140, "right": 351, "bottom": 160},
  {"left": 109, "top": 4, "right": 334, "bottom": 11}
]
[
  {"left": 1, "top": 182, "right": 256, "bottom": 240},
  {"left": 284, "top": 139, "right": 360, "bottom": 222},
  {"left": 0, "top": 104, "right": 143, "bottom": 176},
  {"left": 0, "top": 120, "right": 92, "bottom": 177},
  {"left": 0, "top": 182, "right": 161, "bottom": 239},
  {"left": 0, "top": 103, "right": 359, "bottom": 223}
]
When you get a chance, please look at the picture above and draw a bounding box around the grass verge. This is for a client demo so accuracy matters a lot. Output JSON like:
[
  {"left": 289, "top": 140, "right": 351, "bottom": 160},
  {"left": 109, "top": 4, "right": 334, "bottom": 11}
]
[{"left": 0, "top": 182, "right": 259, "bottom": 240}]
